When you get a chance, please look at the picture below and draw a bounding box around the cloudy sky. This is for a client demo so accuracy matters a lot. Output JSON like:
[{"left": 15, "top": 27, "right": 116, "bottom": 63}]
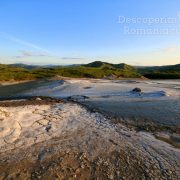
[{"left": 0, "top": 0, "right": 180, "bottom": 65}]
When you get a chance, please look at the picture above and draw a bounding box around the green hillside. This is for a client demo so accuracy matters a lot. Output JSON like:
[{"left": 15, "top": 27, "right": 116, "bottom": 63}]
[
  {"left": 83, "top": 61, "right": 135, "bottom": 71},
  {"left": 138, "top": 64, "right": 180, "bottom": 79},
  {"left": 0, "top": 64, "right": 34, "bottom": 81},
  {"left": 0, "top": 61, "right": 179, "bottom": 81},
  {"left": 0, "top": 61, "right": 141, "bottom": 81}
]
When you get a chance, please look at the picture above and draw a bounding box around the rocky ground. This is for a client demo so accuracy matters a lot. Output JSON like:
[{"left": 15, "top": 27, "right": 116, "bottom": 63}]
[{"left": 0, "top": 99, "right": 179, "bottom": 179}]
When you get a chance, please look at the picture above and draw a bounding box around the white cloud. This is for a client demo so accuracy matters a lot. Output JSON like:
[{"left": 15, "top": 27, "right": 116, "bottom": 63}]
[
  {"left": 12, "top": 50, "right": 50, "bottom": 59},
  {"left": 20, "top": 50, "right": 48, "bottom": 57},
  {"left": 61, "top": 57, "right": 85, "bottom": 60},
  {"left": 162, "top": 45, "right": 180, "bottom": 53},
  {"left": 0, "top": 32, "right": 52, "bottom": 54}
]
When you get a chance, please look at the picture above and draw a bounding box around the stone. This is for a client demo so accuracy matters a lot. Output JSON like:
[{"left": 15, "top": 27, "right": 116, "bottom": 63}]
[
  {"left": 132, "top": 87, "right": 142, "bottom": 93},
  {"left": 36, "top": 97, "right": 42, "bottom": 101},
  {"left": 67, "top": 95, "right": 89, "bottom": 102},
  {"left": 45, "top": 125, "right": 52, "bottom": 132}
]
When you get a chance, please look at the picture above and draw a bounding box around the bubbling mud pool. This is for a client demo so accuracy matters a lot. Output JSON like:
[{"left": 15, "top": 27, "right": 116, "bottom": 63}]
[
  {"left": 0, "top": 79, "right": 179, "bottom": 179},
  {"left": 7, "top": 78, "right": 179, "bottom": 131}
]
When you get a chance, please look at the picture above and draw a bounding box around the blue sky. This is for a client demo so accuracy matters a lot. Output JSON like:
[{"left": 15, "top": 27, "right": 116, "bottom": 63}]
[{"left": 0, "top": 0, "right": 180, "bottom": 65}]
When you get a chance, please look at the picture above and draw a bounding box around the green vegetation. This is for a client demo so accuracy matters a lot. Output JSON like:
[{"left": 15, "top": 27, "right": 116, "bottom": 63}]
[
  {"left": 144, "top": 72, "right": 180, "bottom": 79},
  {"left": 0, "top": 61, "right": 142, "bottom": 81},
  {"left": 0, "top": 61, "right": 179, "bottom": 81},
  {"left": 138, "top": 64, "right": 180, "bottom": 79},
  {"left": 0, "top": 64, "right": 34, "bottom": 81}
]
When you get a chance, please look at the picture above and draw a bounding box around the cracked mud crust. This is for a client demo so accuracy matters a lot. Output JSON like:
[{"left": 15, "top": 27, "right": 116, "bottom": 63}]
[{"left": 0, "top": 100, "right": 179, "bottom": 179}]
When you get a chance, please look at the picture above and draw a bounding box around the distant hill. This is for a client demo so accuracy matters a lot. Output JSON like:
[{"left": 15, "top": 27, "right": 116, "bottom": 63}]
[
  {"left": 9, "top": 63, "right": 40, "bottom": 70},
  {"left": 137, "top": 64, "right": 180, "bottom": 72},
  {"left": 0, "top": 61, "right": 142, "bottom": 81},
  {"left": 81, "top": 61, "right": 140, "bottom": 78},
  {"left": 156, "top": 64, "right": 180, "bottom": 72},
  {"left": 0, "top": 64, "right": 31, "bottom": 81},
  {"left": 0, "top": 61, "right": 179, "bottom": 81},
  {"left": 137, "top": 64, "right": 180, "bottom": 79},
  {"left": 9, "top": 63, "right": 62, "bottom": 70},
  {"left": 83, "top": 61, "right": 135, "bottom": 71}
]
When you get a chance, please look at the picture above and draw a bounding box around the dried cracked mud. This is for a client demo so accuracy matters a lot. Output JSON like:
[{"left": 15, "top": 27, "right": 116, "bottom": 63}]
[{"left": 0, "top": 100, "right": 179, "bottom": 179}]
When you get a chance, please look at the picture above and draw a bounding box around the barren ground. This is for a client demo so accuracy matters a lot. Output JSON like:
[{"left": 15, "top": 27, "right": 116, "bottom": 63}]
[
  {"left": 0, "top": 79, "right": 180, "bottom": 179},
  {"left": 0, "top": 99, "right": 179, "bottom": 179}
]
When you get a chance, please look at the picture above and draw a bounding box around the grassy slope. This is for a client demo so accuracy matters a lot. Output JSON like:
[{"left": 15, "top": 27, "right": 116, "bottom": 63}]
[
  {"left": 0, "top": 62, "right": 142, "bottom": 81},
  {"left": 138, "top": 64, "right": 180, "bottom": 79},
  {"left": 0, "top": 64, "right": 34, "bottom": 81},
  {"left": 0, "top": 62, "right": 179, "bottom": 81}
]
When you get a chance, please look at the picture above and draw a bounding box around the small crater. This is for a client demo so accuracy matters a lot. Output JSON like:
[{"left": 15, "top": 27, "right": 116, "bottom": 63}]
[
  {"left": 45, "top": 125, "right": 52, "bottom": 132},
  {"left": 83, "top": 86, "right": 92, "bottom": 89}
]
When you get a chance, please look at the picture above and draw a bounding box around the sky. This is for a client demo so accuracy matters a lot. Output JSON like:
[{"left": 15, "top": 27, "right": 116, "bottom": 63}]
[{"left": 0, "top": 0, "right": 180, "bottom": 66}]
